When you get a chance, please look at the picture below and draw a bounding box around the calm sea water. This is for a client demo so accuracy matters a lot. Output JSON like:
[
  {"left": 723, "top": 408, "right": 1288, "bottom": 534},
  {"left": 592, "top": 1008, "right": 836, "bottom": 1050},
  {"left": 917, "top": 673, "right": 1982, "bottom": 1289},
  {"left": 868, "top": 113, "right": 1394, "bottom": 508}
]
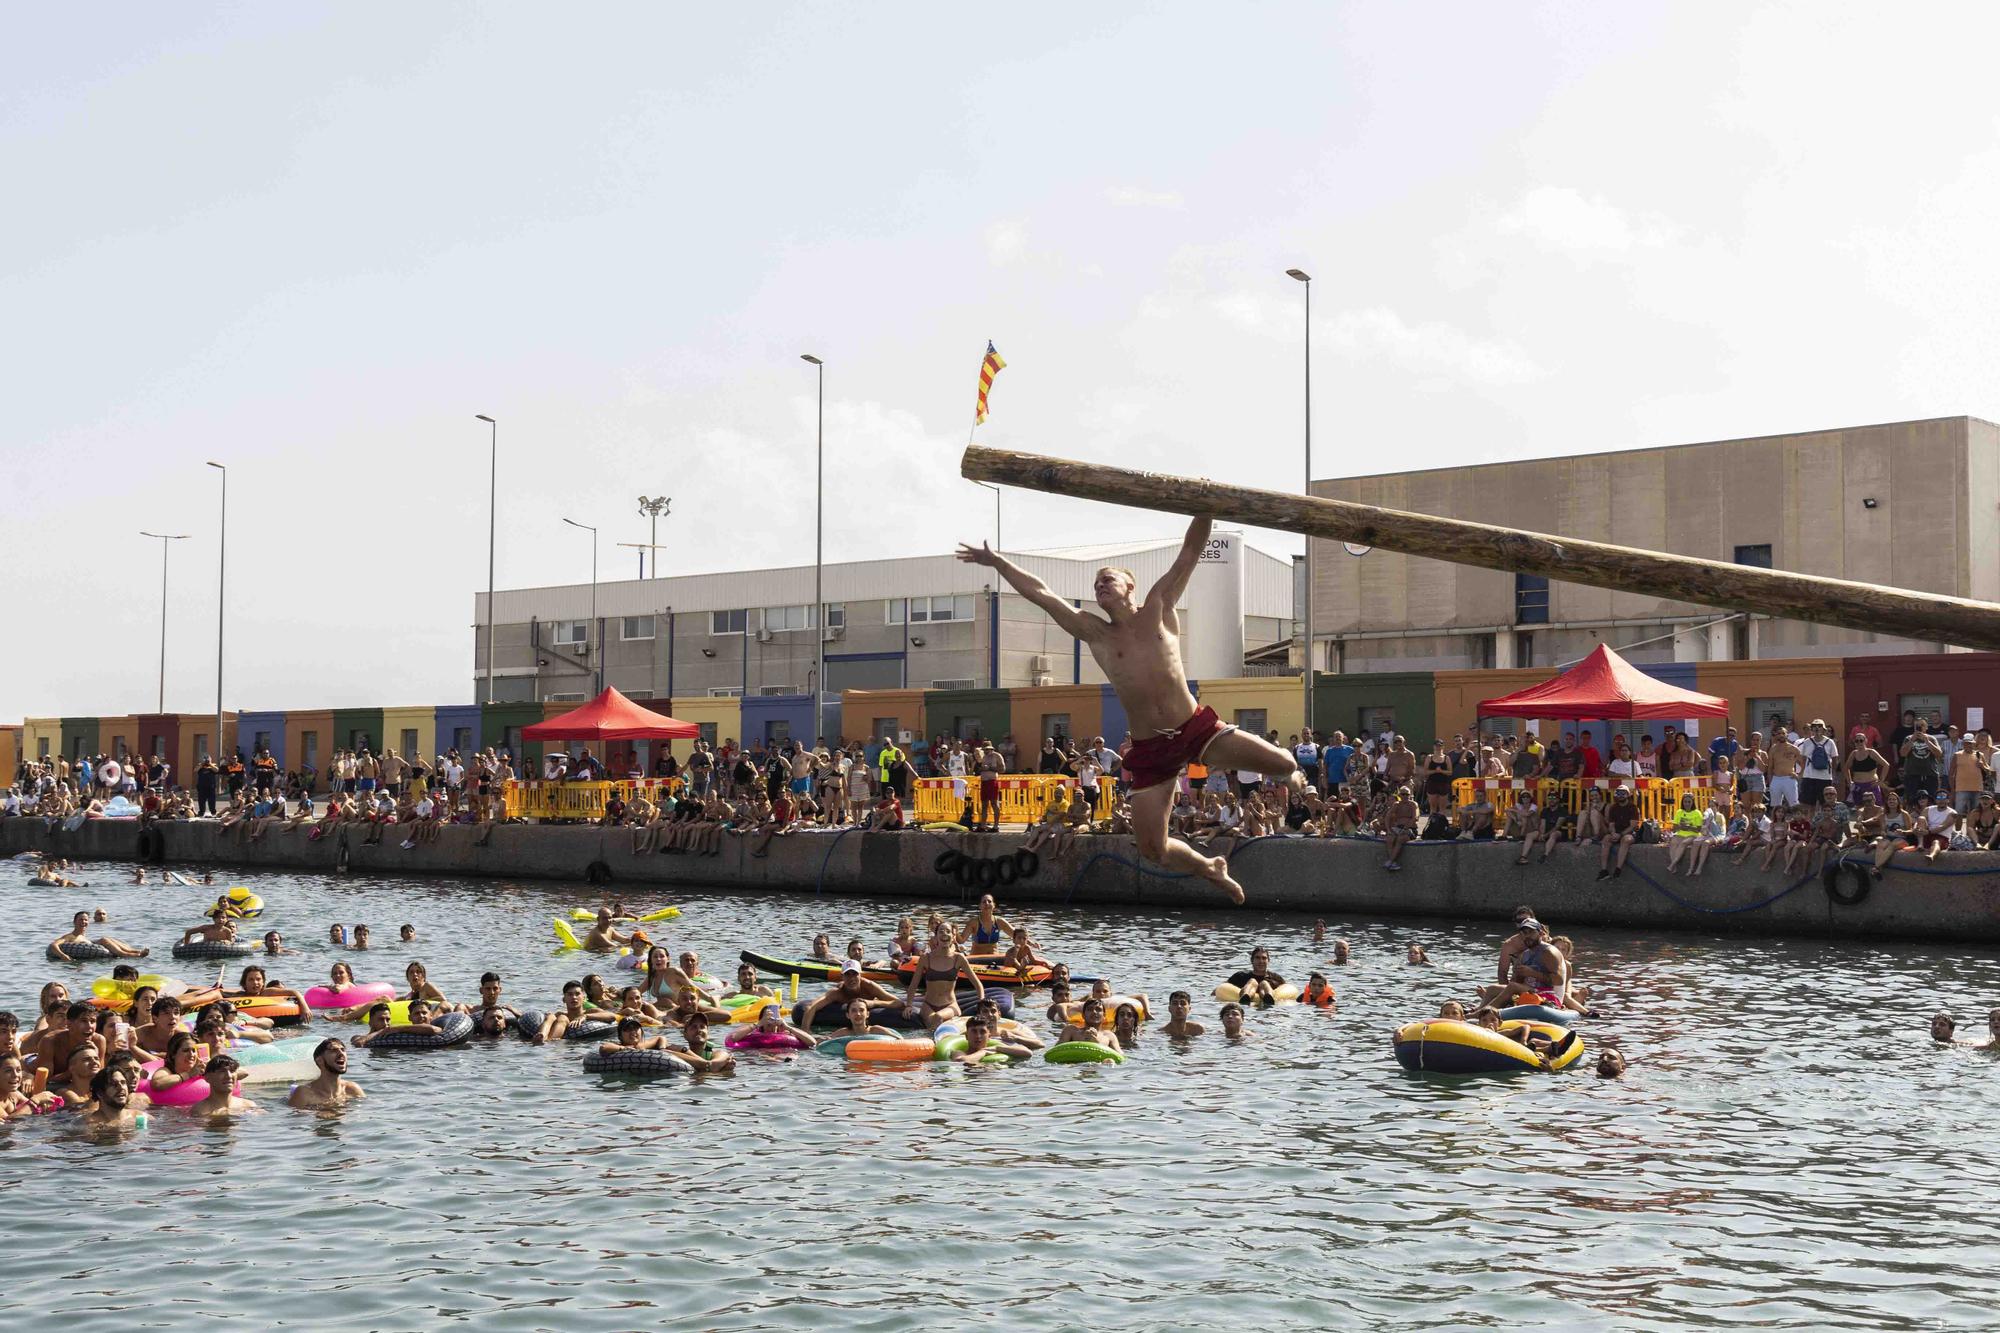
[{"left": 5, "top": 860, "right": 1999, "bottom": 1331}]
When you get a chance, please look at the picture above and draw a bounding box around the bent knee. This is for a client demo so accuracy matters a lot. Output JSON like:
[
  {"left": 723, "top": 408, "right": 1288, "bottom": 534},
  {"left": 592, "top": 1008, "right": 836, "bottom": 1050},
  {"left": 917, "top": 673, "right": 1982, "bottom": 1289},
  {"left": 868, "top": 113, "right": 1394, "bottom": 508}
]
[{"left": 1135, "top": 829, "right": 1169, "bottom": 860}]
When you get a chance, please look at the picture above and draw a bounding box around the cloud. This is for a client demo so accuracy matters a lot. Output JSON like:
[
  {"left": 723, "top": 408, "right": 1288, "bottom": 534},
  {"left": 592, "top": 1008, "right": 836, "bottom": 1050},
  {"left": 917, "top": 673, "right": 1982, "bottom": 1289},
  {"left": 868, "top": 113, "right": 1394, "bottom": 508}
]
[
  {"left": 1211, "top": 290, "right": 1267, "bottom": 329},
  {"left": 1104, "top": 185, "right": 1183, "bottom": 210},
  {"left": 984, "top": 219, "right": 1028, "bottom": 265},
  {"left": 1326, "top": 307, "right": 1544, "bottom": 386},
  {"left": 1497, "top": 186, "right": 1676, "bottom": 255}
]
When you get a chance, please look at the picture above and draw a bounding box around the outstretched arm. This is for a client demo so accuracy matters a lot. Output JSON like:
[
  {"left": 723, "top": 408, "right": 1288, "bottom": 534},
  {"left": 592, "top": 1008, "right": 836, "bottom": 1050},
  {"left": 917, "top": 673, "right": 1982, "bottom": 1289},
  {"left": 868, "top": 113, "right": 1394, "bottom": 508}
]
[
  {"left": 1144, "top": 518, "right": 1212, "bottom": 618},
  {"left": 956, "top": 543, "right": 1103, "bottom": 641}
]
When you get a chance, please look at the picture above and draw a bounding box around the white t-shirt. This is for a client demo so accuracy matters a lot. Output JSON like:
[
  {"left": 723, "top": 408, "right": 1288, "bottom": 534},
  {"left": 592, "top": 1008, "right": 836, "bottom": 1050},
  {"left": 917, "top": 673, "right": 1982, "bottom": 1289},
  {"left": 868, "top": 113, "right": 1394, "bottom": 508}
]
[
  {"left": 1608, "top": 757, "right": 1638, "bottom": 779},
  {"left": 1801, "top": 737, "right": 1841, "bottom": 781}
]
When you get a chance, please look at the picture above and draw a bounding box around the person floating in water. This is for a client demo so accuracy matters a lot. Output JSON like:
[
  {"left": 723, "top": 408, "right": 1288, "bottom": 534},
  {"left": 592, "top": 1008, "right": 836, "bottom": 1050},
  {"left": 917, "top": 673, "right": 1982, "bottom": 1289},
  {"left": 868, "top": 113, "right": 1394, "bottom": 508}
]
[{"left": 959, "top": 521, "right": 1301, "bottom": 903}]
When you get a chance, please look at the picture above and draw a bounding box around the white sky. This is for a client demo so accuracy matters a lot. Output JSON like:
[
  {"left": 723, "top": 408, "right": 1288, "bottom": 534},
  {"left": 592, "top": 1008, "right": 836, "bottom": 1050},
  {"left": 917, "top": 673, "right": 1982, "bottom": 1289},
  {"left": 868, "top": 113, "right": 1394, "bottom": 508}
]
[{"left": 8, "top": 3, "right": 2000, "bottom": 715}]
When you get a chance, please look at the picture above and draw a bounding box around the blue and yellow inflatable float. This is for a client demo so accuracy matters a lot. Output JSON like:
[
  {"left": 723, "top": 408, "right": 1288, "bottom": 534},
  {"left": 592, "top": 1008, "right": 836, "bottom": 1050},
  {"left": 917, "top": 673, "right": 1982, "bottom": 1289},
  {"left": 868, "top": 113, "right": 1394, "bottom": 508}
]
[{"left": 1392, "top": 1019, "right": 1582, "bottom": 1074}]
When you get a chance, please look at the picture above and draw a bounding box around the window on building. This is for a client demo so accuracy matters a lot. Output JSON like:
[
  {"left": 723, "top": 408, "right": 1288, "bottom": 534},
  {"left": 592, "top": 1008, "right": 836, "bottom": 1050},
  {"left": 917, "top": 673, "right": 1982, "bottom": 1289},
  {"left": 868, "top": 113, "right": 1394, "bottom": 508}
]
[
  {"left": 1900, "top": 693, "right": 1950, "bottom": 728},
  {"left": 930, "top": 678, "right": 977, "bottom": 690},
  {"left": 1233, "top": 708, "right": 1268, "bottom": 737},
  {"left": 909, "top": 595, "right": 975, "bottom": 624},
  {"left": 451, "top": 728, "right": 472, "bottom": 752},
  {"left": 500, "top": 726, "right": 521, "bottom": 755},
  {"left": 253, "top": 731, "right": 272, "bottom": 754},
  {"left": 871, "top": 717, "right": 900, "bottom": 744},
  {"left": 621, "top": 616, "right": 655, "bottom": 640},
  {"left": 1514, "top": 574, "right": 1549, "bottom": 625},
  {"left": 1474, "top": 633, "right": 1496, "bottom": 670},
  {"left": 954, "top": 717, "right": 984, "bottom": 741},
  {"left": 757, "top": 685, "right": 794, "bottom": 696},
  {"left": 766, "top": 720, "right": 792, "bottom": 744},
  {"left": 1748, "top": 697, "right": 1795, "bottom": 737},
  {"left": 194, "top": 733, "right": 210, "bottom": 761},
  {"left": 1734, "top": 544, "right": 1773, "bottom": 569},
  {"left": 1357, "top": 707, "right": 1396, "bottom": 739},
  {"left": 401, "top": 729, "right": 418, "bottom": 756},
  {"left": 709, "top": 686, "right": 744, "bottom": 698},
  {"left": 553, "top": 620, "right": 588, "bottom": 645},
  {"left": 546, "top": 693, "right": 587, "bottom": 703},
  {"left": 697, "top": 722, "right": 717, "bottom": 746},
  {"left": 1516, "top": 632, "right": 1534, "bottom": 667},
  {"left": 36, "top": 737, "right": 49, "bottom": 758},
  {"left": 1041, "top": 713, "right": 1071, "bottom": 742},
  {"left": 825, "top": 604, "right": 844, "bottom": 629},
  {"left": 1478, "top": 718, "right": 1517, "bottom": 740},
  {"left": 624, "top": 689, "right": 653, "bottom": 699},
  {"left": 762, "top": 605, "right": 817, "bottom": 632},
  {"left": 710, "top": 609, "right": 748, "bottom": 635},
  {"left": 886, "top": 600, "right": 905, "bottom": 626},
  {"left": 111, "top": 736, "right": 128, "bottom": 760},
  {"left": 302, "top": 731, "right": 319, "bottom": 771},
  {"left": 150, "top": 734, "right": 165, "bottom": 759}
]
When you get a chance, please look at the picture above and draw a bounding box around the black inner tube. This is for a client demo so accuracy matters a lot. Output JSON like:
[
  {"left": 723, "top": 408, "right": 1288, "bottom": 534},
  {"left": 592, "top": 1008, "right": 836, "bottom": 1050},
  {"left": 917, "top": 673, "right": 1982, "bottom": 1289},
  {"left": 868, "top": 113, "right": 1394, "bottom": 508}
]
[
  {"left": 933, "top": 849, "right": 964, "bottom": 876},
  {"left": 1012, "top": 849, "right": 1039, "bottom": 880},
  {"left": 585, "top": 860, "right": 613, "bottom": 885},
  {"left": 992, "top": 854, "right": 1019, "bottom": 886}
]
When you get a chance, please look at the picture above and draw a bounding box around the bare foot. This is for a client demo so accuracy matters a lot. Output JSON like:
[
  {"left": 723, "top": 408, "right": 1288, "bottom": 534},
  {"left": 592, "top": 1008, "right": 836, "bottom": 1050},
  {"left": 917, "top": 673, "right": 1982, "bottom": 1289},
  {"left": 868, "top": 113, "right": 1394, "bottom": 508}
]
[{"left": 1201, "top": 856, "right": 1246, "bottom": 904}]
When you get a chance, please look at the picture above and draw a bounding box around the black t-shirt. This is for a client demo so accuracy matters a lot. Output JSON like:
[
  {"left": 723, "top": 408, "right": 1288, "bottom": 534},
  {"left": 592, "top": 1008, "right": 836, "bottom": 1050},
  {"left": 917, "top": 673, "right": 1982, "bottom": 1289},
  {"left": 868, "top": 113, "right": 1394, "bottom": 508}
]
[
  {"left": 1227, "top": 968, "right": 1286, "bottom": 989},
  {"left": 732, "top": 759, "right": 756, "bottom": 785},
  {"left": 1608, "top": 801, "right": 1638, "bottom": 833},
  {"left": 1549, "top": 748, "right": 1584, "bottom": 781}
]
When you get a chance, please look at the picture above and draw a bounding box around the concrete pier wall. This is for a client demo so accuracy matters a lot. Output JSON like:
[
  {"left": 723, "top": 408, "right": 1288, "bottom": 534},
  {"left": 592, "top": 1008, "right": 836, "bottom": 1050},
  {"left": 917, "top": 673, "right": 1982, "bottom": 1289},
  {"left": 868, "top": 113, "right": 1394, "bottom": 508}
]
[{"left": 5, "top": 817, "right": 1998, "bottom": 942}]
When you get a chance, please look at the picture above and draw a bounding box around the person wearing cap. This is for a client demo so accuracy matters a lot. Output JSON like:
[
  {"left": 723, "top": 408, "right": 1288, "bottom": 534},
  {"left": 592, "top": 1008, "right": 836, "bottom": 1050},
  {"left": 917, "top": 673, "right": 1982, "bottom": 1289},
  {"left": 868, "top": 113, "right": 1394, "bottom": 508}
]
[
  {"left": 1596, "top": 786, "right": 1641, "bottom": 880},
  {"left": 799, "top": 959, "right": 898, "bottom": 1028},
  {"left": 1478, "top": 912, "right": 1549, "bottom": 1007},
  {"left": 667, "top": 1013, "right": 734, "bottom": 1072}
]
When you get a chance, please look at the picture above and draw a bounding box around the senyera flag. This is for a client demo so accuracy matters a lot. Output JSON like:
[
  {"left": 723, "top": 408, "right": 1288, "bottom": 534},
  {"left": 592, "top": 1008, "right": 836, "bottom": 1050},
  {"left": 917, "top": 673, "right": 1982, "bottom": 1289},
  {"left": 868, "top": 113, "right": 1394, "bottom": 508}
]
[{"left": 975, "top": 341, "right": 1006, "bottom": 424}]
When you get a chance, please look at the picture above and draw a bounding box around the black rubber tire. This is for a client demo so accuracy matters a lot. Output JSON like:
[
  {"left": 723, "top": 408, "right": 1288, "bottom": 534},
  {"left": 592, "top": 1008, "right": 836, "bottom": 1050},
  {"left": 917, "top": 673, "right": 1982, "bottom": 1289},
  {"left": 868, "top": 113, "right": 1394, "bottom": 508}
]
[
  {"left": 1012, "top": 849, "right": 1040, "bottom": 880},
  {"left": 933, "top": 849, "right": 965, "bottom": 876},
  {"left": 973, "top": 857, "right": 1000, "bottom": 890},
  {"left": 954, "top": 855, "right": 980, "bottom": 889},
  {"left": 1823, "top": 860, "right": 1871, "bottom": 906},
  {"left": 585, "top": 860, "right": 613, "bottom": 886},
  {"left": 992, "top": 854, "right": 1019, "bottom": 887},
  {"left": 136, "top": 827, "right": 163, "bottom": 862}
]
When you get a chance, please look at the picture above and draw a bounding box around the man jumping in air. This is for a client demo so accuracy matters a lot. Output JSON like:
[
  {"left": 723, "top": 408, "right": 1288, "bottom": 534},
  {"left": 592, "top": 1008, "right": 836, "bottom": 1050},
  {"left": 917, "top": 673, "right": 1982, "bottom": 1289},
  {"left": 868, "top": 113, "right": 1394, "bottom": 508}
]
[{"left": 958, "top": 517, "right": 1300, "bottom": 903}]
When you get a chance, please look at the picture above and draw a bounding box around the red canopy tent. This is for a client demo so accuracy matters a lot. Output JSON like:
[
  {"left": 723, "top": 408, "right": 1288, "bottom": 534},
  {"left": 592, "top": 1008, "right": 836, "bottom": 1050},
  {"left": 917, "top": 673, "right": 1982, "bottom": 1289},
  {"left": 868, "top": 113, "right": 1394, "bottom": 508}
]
[
  {"left": 1477, "top": 644, "right": 1730, "bottom": 721},
  {"left": 521, "top": 687, "right": 700, "bottom": 741}
]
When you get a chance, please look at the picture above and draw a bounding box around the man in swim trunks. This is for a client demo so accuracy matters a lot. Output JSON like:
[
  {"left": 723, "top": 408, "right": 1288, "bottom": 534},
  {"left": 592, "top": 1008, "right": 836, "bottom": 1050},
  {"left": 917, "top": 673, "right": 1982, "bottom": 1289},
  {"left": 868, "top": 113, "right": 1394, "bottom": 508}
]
[
  {"left": 49, "top": 911, "right": 149, "bottom": 960},
  {"left": 288, "top": 1038, "right": 366, "bottom": 1108},
  {"left": 959, "top": 523, "right": 1301, "bottom": 903},
  {"left": 973, "top": 742, "right": 1005, "bottom": 833}
]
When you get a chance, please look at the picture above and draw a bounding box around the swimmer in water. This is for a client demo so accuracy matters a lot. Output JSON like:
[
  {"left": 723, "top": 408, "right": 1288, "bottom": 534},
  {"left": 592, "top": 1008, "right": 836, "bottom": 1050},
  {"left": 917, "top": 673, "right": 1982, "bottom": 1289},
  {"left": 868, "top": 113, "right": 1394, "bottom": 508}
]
[
  {"left": 1111, "top": 1003, "right": 1143, "bottom": 1050},
  {"left": 903, "top": 919, "right": 984, "bottom": 1031},
  {"left": 1227, "top": 948, "right": 1285, "bottom": 1005},
  {"left": 1299, "top": 973, "right": 1337, "bottom": 1010},
  {"left": 581, "top": 909, "right": 632, "bottom": 954},
  {"left": 969, "top": 996, "right": 1041, "bottom": 1050},
  {"left": 825, "top": 998, "right": 898, "bottom": 1040},
  {"left": 83, "top": 1066, "right": 143, "bottom": 1130},
  {"left": 733, "top": 961, "right": 779, "bottom": 1001},
  {"left": 807, "top": 933, "right": 837, "bottom": 963},
  {"left": 1929, "top": 1011, "right": 1995, "bottom": 1047},
  {"left": 1312, "top": 918, "right": 1326, "bottom": 944},
  {"left": 1329, "top": 938, "right": 1351, "bottom": 965},
  {"left": 399, "top": 924, "right": 416, "bottom": 942},
  {"left": 262, "top": 930, "right": 295, "bottom": 955},
  {"left": 147, "top": 1032, "right": 208, "bottom": 1096},
  {"left": 1596, "top": 1048, "right": 1628, "bottom": 1078},
  {"left": 287, "top": 1038, "right": 365, "bottom": 1108},
  {"left": 1437, "top": 1000, "right": 1467, "bottom": 1020},
  {"left": 1159, "top": 991, "right": 1204, "bottom": 1039},
  {"left": 1406, "top": 944, "right": 1431, "bottom": 966},
  {"left": 328, "top": 924, "right": 347, "bottom": 948},
  {"left": 1218, "top": 1003, "right": 1250, "bottom": 1041},
  {"left": 1070, "top": 998, "right": 1121, "bottom": 1053},
  {"left": 353, "top": 998, "right": 445, "bottom": 1047},
  {"left": 49, "top": 911, "right": 149, "bottom": 960},
  {"left": 180, "top": 908, "right": 238, "bottom": 947},
  {"left": 954, "top": 1015, "right": 1034, "bottom": 1065},
  {"left": 999, "top": 927, "right": 1050, "bottom": 982},
  {"left": 467, "top": 972, "right": 520, "bottom": 1035},
  {"left": 233, "top": 965, "right": 310, "bottom": 1020},
  {"left": 669, "top": 1013, "right": 735, "bottom": 1073},
  {"left": 963, "top": 893, "right": 1016, "bottom": 954},
  {"left": 402, "top": 961, "right": 454, "bottom": 1013},
  {"left": 598, "top": 1015, "right": 670, "bottom": 1056},
  {"left": 801, "top": 961, "right": 898, "bottom": 1027},
  {"left": 188, "top": 1054, "right": 258, "bottom": 1117},
  {"left": 0, "top": 1053, "right": 58, "bottom": 1117},
  {"left": 351, "top": 924, "right": 371, "bottom": 951}
]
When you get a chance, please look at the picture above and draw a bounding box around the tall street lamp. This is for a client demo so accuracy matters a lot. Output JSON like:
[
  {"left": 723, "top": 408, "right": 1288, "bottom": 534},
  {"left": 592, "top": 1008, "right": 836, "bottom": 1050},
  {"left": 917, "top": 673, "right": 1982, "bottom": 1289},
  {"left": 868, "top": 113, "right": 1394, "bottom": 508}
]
[
  {"left": 475, "top": 415, "right": 498, "bottom": 705},
  {"left": 140, "top": 531, "right": 190, "bottom": 713},
  {"left": 205, "top": 461, "right": 227, "bottom": 762},
  {"left": 637, "top": 495, "right": 672, "bottom": 578},
  {"left": 801, "top": 353, "right": 825, "bottom": 742},
  {"left": 562, "top": 517, "right": 600, "bottom": 693},
  {"left": 1285, "top": 267, "right": 1314, "bottom": 737}
]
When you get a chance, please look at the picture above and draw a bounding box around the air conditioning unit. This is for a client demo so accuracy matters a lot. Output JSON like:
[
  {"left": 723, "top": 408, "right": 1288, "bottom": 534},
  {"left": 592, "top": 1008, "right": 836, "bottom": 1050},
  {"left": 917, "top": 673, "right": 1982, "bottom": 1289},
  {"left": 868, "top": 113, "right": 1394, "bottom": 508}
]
[
  {"left": 1030, "top": 655, "right": 1051, "bottom": 673},
  {"left": 822, "top": 626, "right": 844, "bottom": 642},
  {"left": 755, "top": 629, "right": 774, "bottom": 643},
  {"left": 571, "top": 642, "right": 590, "bottom": 656},
  {"left": 1033, "top": 673, "right": 1054, "bottom": 687}
]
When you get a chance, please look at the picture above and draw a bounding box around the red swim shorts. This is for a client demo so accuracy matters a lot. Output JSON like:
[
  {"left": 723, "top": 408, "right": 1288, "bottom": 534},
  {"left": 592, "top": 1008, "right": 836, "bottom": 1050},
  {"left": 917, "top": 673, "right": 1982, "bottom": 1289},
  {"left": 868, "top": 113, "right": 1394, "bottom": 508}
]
[{"left": 1121, "top": 705, "right": 1232, "bottom": 791}]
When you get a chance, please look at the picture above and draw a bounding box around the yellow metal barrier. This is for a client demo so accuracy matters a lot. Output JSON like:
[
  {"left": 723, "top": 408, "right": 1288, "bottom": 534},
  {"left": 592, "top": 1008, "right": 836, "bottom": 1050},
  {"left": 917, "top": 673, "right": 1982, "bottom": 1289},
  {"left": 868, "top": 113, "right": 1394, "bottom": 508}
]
[
  {"left": 1449, "top": 775, "right": 1719, "bottom": 828},
  {"left": 505, "top": 778, "right": 683, "bottom": 822},
  {"left": 911, "top": 775, "right": 1119, "bottom": 826}
]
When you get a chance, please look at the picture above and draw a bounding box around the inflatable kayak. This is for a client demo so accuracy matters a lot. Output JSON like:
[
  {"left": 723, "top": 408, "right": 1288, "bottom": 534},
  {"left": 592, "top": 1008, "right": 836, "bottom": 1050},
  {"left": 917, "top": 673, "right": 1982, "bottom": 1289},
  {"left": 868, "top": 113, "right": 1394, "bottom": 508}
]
[
  {"left": 789, "top": 987, "right": 1013, "bottom": 1031},
  {"left": 740, "top": 949, "right": 1073, "bottom": 988},
  {"left": 220, "top": 991, "right": 309, "bottom": 1026},
  {"left": 1392, "top": 1019, "right": 1582, "bottom": 1074}
]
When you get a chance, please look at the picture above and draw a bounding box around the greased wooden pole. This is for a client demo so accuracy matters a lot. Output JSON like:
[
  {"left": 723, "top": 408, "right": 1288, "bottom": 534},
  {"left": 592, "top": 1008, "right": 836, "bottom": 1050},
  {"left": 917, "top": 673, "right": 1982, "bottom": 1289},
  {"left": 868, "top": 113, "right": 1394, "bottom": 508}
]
[{"left": 960, "top": 444, "right": 2000, "bottom": 652}]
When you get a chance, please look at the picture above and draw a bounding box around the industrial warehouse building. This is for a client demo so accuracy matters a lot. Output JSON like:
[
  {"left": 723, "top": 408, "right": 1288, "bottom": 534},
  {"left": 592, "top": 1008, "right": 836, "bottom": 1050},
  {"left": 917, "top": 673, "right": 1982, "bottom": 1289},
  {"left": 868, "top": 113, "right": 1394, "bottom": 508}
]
[
  {"left": 471, "top": 533, "right": 1296, "bottom": 737},
  {"left": 1307, "top": 416, "right": 2000, "bottom": 675}
]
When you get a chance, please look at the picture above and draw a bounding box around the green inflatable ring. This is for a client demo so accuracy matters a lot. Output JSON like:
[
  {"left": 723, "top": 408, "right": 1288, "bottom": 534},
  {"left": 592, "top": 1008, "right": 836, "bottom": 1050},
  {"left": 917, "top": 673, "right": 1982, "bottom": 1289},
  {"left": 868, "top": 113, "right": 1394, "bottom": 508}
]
[{"left": 1045, "top": 1040, "right": 1124, "bottom": 1065}]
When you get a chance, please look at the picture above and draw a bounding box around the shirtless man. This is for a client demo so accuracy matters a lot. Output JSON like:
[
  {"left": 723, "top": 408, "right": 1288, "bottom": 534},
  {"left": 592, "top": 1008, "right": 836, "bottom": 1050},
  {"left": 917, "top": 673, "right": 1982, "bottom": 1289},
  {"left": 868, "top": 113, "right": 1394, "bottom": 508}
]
[
  {"left": 188, "top": 1055, "right": 258, "bottom": 1117},
  {"left": 581, "top": 909, "right": 632, "bottom": 954},
  {"left": 802, "top": 960, "right": 899, "bottom": 1026},
  {"left": 1162, "top": 990, "right": 1205, "bottom": 1038},
  {"left": 954, "top": 1016, "right": 1035, "bottom": 1065},
  {"left": 1218, "top": 1003, "right": 1251, "bottom": 1041},
  {"left": 959, "top": 523, "right": 1300, "bottom": 903},
  {"left": 83, "top": 1066, "right": 144, "bottom": 1129},
  {"left": 49, "top": 911, "right": 149, "bottom": 960},
  {"left": 1767, "top": 731, "right": 1803, "bottom": 811},
  {"left": 973, "top": 743, "right": 1005, "bottom": 833},
  {"left": 670, "top": 1013, "right": 735, "bottom": 1073},
  {"left": 288, "top": 1038, "right": 366, "bottom": 1108}
]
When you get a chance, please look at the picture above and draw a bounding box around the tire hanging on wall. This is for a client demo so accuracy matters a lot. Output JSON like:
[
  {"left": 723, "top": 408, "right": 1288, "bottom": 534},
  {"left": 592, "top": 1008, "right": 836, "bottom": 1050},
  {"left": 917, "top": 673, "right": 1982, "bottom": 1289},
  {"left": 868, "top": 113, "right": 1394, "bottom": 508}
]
[
  {"left": 1822, "top": 860, "right": 1871, "bottom": 907},
  {"left": 992, "top": 854, "right": 1019, "bottom": 887},
  {"left": 1012, "top": 849, "right": 1040, "bottom": 880},
  {"left": 933, "top": 849, "right": 965, "bottom": 877},
  {"left": 585, "top": 860, "right": 614, "bottom": 886}
]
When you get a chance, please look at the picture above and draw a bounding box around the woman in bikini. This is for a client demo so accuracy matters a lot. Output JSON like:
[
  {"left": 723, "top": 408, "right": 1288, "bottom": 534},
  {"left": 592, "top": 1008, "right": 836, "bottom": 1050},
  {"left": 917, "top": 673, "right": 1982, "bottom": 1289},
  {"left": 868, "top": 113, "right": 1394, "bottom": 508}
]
[
  {"left": 902, "top": 920, "right": 984, "bottom": 1030},
  {"left": 962, "top": 896, "right": 1015, "bottom": 956}
]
